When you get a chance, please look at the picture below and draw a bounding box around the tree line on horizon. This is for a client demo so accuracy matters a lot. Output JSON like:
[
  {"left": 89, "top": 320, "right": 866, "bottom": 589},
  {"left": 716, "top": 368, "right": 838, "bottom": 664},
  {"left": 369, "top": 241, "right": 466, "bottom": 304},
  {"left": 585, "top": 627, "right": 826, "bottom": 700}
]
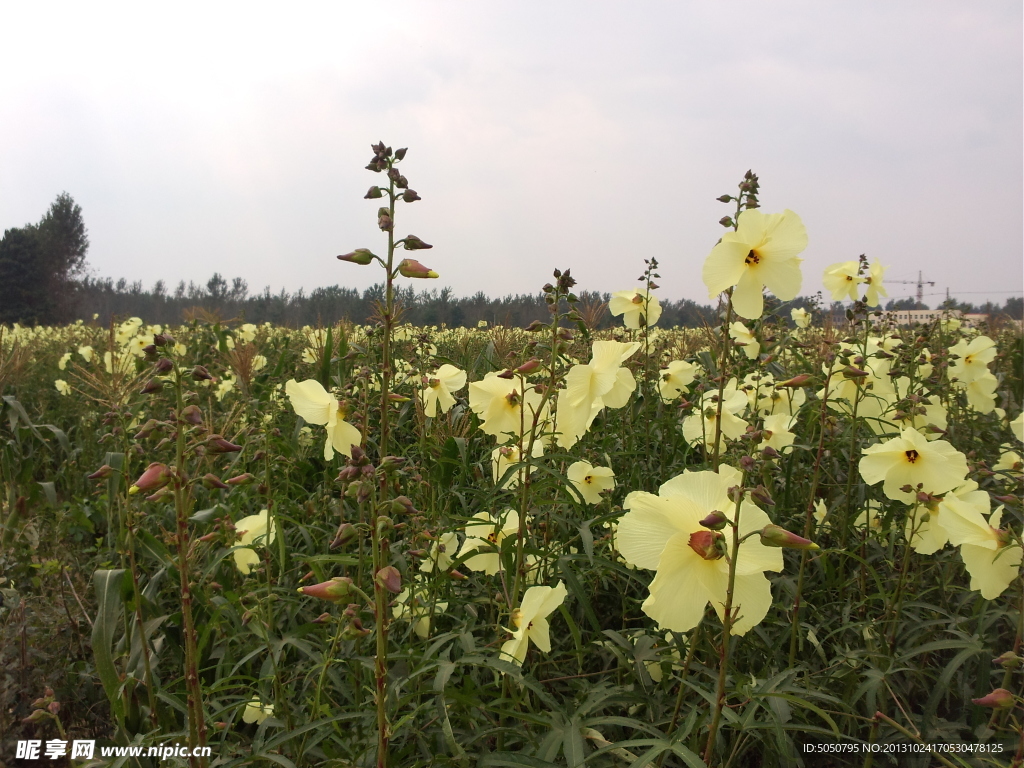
[{"left": 2, "top": 194, "right": 1021, "bottom": 329}]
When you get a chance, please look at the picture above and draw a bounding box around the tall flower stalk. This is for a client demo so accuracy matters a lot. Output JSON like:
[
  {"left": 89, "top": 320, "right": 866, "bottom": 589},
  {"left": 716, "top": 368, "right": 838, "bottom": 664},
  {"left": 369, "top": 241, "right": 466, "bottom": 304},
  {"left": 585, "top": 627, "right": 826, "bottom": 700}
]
[{"left": 336, "top": 142, "right": 438, "bottom": 768}]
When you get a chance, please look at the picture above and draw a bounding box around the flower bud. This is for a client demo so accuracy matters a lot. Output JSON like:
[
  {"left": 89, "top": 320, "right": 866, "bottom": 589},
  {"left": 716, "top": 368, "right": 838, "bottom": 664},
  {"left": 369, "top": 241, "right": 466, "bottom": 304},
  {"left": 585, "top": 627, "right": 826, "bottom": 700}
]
[
  {"left": 226, "top": 473, "right": 255, "bottom": 486},
  {"left": 202, "top": 473, "right": 230, "bottom": 490},
  {"left": 338, "top": 248, "right": 376, "bottom": 265},
  {"left": 515, "top": 358, "right": 541, "bottom": 374},
  {"left": 688, "top": 530, "right": 726, "bottom": 560},
  {"left": 379, "top": 456, "right": 407, "bottom": 472},
  {"left": 192, "top": 365, "right": 214, "bottom": 381},
  {"left": 719, "top": 216, "right": 734, "bottom": 228},
  {"left": 129, "top": 463, "right": 172, "bottom": 494},
  {"left": 298, "top": 576, "right": 354, "bottom": 602},
  {"left": 525, "top": 320, "right": 545, "bottom": 332},
  {"left": 140, "top": 377, "right": 162, "bottom": 394},
  {"left": 376, "top": 515, "right": 394, "bottom": 536},
  {"left": 145, "top": 486, "right": 175, "bottom": 502},
  {"left": 397, "top": 258, "right": 438, "bottom": 278},
  {"left": 375, "top": 565, "right": 402, "bottom": 594},
  {"left": 841, "top": 366, "right": 869, "bottom": 379},
  {"left": 971, "top": 688, "right": 1014, "bottom": 708},
  {"left": 750, "top": 485, "right": 776, "bottom": 506},
  {"left": 180, "top": 404, "right": 203, "bottom": 426},
  {"left": 394, "top": 147, "right": 407, "bottom": 160},
  {"left": 88, "top": 464, "right": 114, "bottom": 480},
  {"left": 154, "top": 357, "right": 174, "bottom": 374},
  {"left": 698, "top": 511, "right": 729, "bottom": 530},
  {"left": 401, "top": 235, "right": 433, "bottom": 250},
  {"left": 776, "top": 374, "right": 812, "bottom": 388},
  {"left": 207, "top": 435, "right": 243, "bottom": 453},
  {"left": 331, "top": 522, "right": 357, "bottom": 549},
  {"left": 378, "top": 208, "right": 393, "bottom": 231},
  {"left": 364, "top": 186, "right": 383, "bottom": 199},
  {"left": 134, "top": 419, "right": 164, "bottom": 440},
  {"left": 994, "top": 652, "right": 1022, "bottom": 669},
  {"left": 401, "top": 189, "right": 421, "bottom": 203},
  {"left": 760, "top": 524, "right": 819, "bottom": 550}
]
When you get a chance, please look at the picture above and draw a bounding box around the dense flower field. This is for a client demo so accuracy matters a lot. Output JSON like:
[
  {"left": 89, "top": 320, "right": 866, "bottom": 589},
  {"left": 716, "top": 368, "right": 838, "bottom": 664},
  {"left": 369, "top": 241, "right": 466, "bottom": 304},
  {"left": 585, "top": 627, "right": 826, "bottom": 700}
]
[{"left": 2, "top": 151, "right": 1023, "bottom": 767}]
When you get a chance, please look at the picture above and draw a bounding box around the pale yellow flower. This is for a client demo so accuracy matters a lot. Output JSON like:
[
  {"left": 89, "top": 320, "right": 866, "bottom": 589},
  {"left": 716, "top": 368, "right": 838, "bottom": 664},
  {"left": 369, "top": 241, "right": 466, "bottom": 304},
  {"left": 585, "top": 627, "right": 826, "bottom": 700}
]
[
  {"left": 462, "top": 509, "right": 521, "bottom": 575},
  {"left": 284, "top": 378, "right": 362, "bottom": 460},
  {"left": 469, "top": 374, "right": 547, "bottom": 438},
  {"left": 948, "top": 336, "right": 996, "bottom": 384},
  {"left": 78, "top": 345, "right": 94, "bottom": 362},
  {"left": 861, "top": 260, "right": 888, "bottom": 307},
  {"left": 759, "top": 414, "right": 796, "bottom": 454},
  {"left": 55, "top": 379, "right": 71, "bottom": 396},
  {"left": 566, "top": 461, "right": 615, "bottom": 505},
  {"left": 232, "top": 510, "right": 276, "bottom": 575},
  {"left": 822, "top": 261, "right": 863, "bottom": 302},
  {"left": 419, "top": 531, "right": 460, "bottom": 573},
  {"left": 994, "top": 450, "right": 1023, "bottom": 480},
  {"left": 658, "top": 360, "right": 699, "bottom": 402},
  {"left": 492, "top": 441, "right": 543, "bottom": 490},
  {"left": 729, "top": 321, "right": 759, "bottom": 359},
  {"left": 942, "top": 503, "right": 1023, "bottom": 599},
  {"left": 702, "top": 209, "right": 807, "bottom": 320},
  {"left": 960, "top": 373, "right": 998, "bottom": 414},
  {"left": 616, "top": 466, "right": 782, "bottom": 635},
  {"left": 500, "top": 581, "right": 567, "bottom": 666},
  {"left": 859, "top": 428, "right": 968, "bottom": 503},
  {"left": 791, "top": 308, "right": 811, "bottom": 328},
  {"left": 58, "top": 352, "right": 72, "bottom": 370},
  {"left": 609, "top": 288, "right": 662, "bottom": 329},
  {"left": 238, "top": 323, "right": 258, "bottom": 343},
  {"left": 682, "top": 379, "right": 749, "bottom": 447},
  {"left": 905, "top": 480, "right": 987, "bottom": 555},
  {"left": 421, "top": 364, "right": 467, "bottom": 418},
  {"left": 1011, "top": 412, "right": 1024, "bottom": 443},
  {"left": 394, "top": 587, "right": 448, "bottom": 639},
  {"left": 242, "top": 697, "right": 273, "bottom": 725}
]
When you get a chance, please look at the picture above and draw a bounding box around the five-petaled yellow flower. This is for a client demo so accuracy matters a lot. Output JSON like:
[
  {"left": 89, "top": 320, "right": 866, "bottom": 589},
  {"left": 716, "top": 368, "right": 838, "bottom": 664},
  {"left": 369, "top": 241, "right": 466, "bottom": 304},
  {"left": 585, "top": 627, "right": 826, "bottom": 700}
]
[
  {"left": 500, "top": 581, "right": 567, "bottom": 666},
  {"left": 285, "top": 378, "right": 362, "bottom": 460},
  {"left": 616, "top": 467, "right": 783, "bottom": 635},
  {"left": 942, "top": 502, "right": 1023, "bottom": 599},
  {"left": 566, "top": 460, "right": 615, "bottom": 505},
  {"left": 232, "top": 510, "right": 276, "bottom": 575},
  {"left": 420, "top": 364, "right": 467, "bottom": 417},
  {"left": 461, "top": 509, "right": 521, "bottom": 575},
  {"left": 609, "top": 288, "right": 662, "bottom": 329},
  {"left": 702, "top": 209, "right": 808, "bottom": 320},
  {"left": 822, "top": 261, "right": 862, "bottom": 302},
  {"left": 858, "top": 427, "right": 968, "bottom": 503}
]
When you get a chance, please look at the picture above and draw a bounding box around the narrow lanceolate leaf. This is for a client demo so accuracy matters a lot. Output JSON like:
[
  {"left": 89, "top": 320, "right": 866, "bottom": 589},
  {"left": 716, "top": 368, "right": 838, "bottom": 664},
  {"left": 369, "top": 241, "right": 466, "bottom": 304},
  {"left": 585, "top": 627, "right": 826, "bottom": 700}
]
[{"left": 92, "top": 569, "right": 127, "bottom": 722}]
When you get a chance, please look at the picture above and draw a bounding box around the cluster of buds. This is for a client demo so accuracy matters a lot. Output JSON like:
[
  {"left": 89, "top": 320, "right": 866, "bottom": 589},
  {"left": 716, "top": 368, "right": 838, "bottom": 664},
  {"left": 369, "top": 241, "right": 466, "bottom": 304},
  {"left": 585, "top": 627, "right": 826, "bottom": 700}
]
[
  {"left": 21, "top": 688, "right": 61, "bottom": 727},
  {"left": 716, "top": 169, "right": 760, "bottom": 227},
  {"left": 365, "top": 142, "right": 404, "bottom": 173}
]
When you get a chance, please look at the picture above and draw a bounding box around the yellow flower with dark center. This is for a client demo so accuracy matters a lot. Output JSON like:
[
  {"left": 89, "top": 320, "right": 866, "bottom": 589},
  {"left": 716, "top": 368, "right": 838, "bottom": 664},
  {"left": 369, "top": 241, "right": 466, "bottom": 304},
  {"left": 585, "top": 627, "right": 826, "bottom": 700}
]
[
  {"left": 499, "top": 582, "right": 567, "bottom": 666},
  {"left": 702, "top": 209, "right": 807, "bottom": 320},
  {"left": 858, "top": 428, "right": 968, "bottom": 503}
]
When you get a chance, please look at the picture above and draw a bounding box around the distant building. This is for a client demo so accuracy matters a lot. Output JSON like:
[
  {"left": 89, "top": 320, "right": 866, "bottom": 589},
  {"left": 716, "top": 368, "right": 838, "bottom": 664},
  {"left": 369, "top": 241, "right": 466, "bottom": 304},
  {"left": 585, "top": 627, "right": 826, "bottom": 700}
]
[{"left": 872, "top": 309, "right": 990, "bottom": 328}]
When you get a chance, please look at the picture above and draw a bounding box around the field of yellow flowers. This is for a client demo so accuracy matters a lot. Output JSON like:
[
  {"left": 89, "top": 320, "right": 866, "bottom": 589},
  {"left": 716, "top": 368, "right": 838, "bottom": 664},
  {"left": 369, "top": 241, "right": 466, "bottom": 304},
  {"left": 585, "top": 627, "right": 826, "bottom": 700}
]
[{"left": 2, "top": 150, "right": 1023, "bottom": 768}]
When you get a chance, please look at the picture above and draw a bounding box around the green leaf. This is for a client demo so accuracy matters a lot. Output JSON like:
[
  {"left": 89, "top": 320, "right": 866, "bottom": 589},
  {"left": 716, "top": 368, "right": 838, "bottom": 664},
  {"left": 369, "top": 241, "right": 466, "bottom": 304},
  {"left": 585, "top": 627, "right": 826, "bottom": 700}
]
[{"left": 92, "top": 569, "right": 126, "bottom": 723}]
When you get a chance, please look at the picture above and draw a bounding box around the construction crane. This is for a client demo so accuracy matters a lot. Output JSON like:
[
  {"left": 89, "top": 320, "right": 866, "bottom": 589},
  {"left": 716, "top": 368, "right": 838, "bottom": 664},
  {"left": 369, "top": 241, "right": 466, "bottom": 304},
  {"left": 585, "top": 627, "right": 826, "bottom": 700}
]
[{"left": 889, "top": 270, "right": 935, "bottom": 306}]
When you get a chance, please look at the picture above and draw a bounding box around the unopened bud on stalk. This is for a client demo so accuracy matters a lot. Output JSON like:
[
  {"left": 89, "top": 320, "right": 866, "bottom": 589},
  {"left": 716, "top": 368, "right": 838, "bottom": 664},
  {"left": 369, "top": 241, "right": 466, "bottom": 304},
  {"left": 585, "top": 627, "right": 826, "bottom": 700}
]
[
  {"left": 516, "top": 358, "right": 541, "bottom": 374},
  {"left": 145, "top": 486, "right": 175, "bottom": 502},
  {"left": 525, "top": 320, "right": 545, "bottom": 332},
  {"left": 402, "top": 189, "right": 421, "bottom": 202},
  {"left": 180, "top": 404, "right": 203, "bottom": 425},
  {"left": 401, "top": 235, "right": 433, "bottom": 251},
  {"left": 298, "top": 576, "right": 354, "bottom": 602},
  {"left": 376, "top": 516, "right": 394, "bottom": 536},
  {"left": 225, "top": 473, "right": 255, "bottom": 486},
  {"left": 379, "top": 456, "right": 407, "bottom": 472},
  {"left": 761, "top": 446, "right": 781, "bottom": 459},
  {"left": 88, "top": 464, "right": 114, "bottom": 480},
  {"left": 387, "top": 393, "right": 410, "bottom": 403},
  {"left": 760, "top": 524, "right": 819, "bottom": 550},
  {"left": 390, "top": 495, "right": 417, "bottom": 514},
  {"left": 719, "top": 216, "right": 734, "bottom": 228},
  {"left": 129, "top": 463, "right": 171, "bottom": 494},
  {"left": 331, "top": 522, "right": 357, "bottom": 549},
  {"left": 134, "top": 419, "right": 163, "bottom": 439},
  {"left": 449, "top": 569, "right": 468, "bottom": 580},
  {"left": 140, "top": 378, "right": 162, "bottom": 394},
  {"left": 338, "top": 248, "right": 376, "bottom": 265},
  {"left": 993, "top": 652, "right": 1022, "bottom": 669},
  {"left": 776, "top": 374, "right": 812, "bottom": 388},
  {"left": 698, "top": 510, "right": 729, "bottom": 530},
  {"left": 971, "top": 689, "right": 1015, "bottom": 708},
  {"left": 841, "top": 366, "right": 869, "bottom": 379},
  {"left": 192, "top": 365, "right": 214, "bottom": 381},
  {"left": 202, "top": 473, "right": 230, "bottom": 490},
  {"left": 206, "top": 435, "right": 243, "bottom": 453},
  {"left": 750, "top": 485, "right": 776, "bottom": 507},
  {"left": 364, "top": 186, "right": 383, "bottom": 199},
  {"left": 154, "top": 358, "right": 174, "bottom": 373},
  {"left": 375, "top": 565, "right": 402, "bottom": 594},
  {"left": 397, "top": 258, "right": 438, "bottom": 278}
]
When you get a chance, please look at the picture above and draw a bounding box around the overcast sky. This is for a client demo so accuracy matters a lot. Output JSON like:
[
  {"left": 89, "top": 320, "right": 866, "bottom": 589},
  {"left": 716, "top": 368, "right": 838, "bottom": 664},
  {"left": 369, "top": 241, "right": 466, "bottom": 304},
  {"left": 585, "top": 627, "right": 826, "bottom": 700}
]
[{"left": 1, "top": 2, "right": 1021, "bottom": 308}]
